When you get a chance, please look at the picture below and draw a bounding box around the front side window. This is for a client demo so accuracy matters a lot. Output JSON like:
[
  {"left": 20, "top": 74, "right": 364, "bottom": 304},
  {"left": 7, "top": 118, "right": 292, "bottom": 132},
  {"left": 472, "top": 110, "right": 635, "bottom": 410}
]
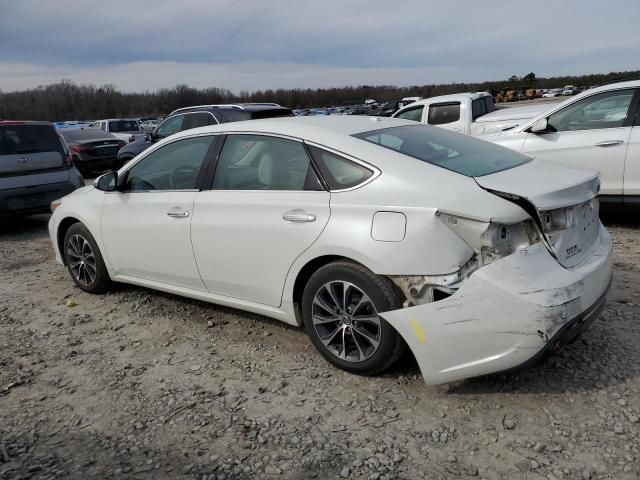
[
  {"left": 124, "top": 136, "right": 214, "bottom": 191},
  {"left": 212, "top": 135, "right": 318, "bottom": 191},
  {"left": 547, "top": 89, "right": 635, "bottom": 132},
  {"left": 154, "top": 115, "right": 185, "bottom": 139},
  {"left": 354, "top": 124, "right": 530, "bottom": 177},
  {"left": 395, "top": 106, "right": 424, "bottom": 122},
  {"left": 308, "top": 145, "right": 373, "bottom": 190},
  {"left": 428, "top": 102, "right": 461, "bottom": 125}
]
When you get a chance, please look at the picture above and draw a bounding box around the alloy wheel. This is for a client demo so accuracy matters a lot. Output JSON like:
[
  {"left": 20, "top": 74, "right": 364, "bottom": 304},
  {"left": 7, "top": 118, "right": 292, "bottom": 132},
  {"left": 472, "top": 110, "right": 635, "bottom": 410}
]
[
  {"left": 67, "top": 234, "right": 97, "bottom": 287},
  {"left": 312, "top": 281, "right": 382, "bottom": 362}
]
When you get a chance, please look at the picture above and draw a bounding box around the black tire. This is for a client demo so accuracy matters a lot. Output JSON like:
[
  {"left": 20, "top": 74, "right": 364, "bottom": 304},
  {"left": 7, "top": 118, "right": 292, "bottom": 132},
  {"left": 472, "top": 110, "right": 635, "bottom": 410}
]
[
  {"left": 302, "top": 260, "right": 406, "bottom": 376},
  {"left": 63, "top": 222, "right": 112, "bottom": 293}
]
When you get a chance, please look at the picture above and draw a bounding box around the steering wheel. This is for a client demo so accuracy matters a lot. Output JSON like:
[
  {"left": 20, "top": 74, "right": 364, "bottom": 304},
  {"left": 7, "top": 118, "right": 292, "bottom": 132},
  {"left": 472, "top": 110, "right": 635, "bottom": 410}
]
[{"left": 170, "top": 166, "right": 198, "bottom": 189}]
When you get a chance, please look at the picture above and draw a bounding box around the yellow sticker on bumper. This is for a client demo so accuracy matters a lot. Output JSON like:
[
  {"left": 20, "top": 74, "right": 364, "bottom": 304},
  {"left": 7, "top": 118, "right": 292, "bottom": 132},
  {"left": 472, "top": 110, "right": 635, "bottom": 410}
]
[{"left": 410, "top": 319, "right": 426, "bottom": 344}]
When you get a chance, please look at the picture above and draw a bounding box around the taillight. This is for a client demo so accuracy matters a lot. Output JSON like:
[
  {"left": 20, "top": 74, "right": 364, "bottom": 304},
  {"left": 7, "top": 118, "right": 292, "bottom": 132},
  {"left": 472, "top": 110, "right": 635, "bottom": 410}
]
[
  {"left": 65, "top": 152, "right": 73, "bottom": 167},
  {"left": 73, "top": 145, "right": 96, "bottom": 154},
  {"left": 128, "top": 134, "right": 135, "bottom": 143}
]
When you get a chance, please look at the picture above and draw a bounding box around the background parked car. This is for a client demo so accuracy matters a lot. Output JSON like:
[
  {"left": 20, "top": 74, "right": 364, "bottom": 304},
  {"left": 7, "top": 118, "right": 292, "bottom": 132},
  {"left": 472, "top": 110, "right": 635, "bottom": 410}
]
[
  {"left": 59, "top": 128, "right": 126, "bottom": 177},
  {"left": 368, "top": 100, "right": 415, "bottom": 117},
  {"left": 117, "top": 103, "right": 293, "bottom": 164},
  {"left": 139, "top": 119, "right": 161, "bottom": 132},
  {"left": 0, "top": 121, "right": 83, "bottom": 216},
  {"left": 483, "top": 80, "right": 640, "bottom": 207},
  {"left": 88, "top": 119, "right": 142, "bottom": 142}
]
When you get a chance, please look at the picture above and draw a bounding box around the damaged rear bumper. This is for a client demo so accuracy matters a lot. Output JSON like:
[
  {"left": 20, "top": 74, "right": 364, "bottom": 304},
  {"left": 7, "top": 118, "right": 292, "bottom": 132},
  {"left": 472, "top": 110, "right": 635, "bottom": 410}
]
[{"left": 380, "top": 224, "right": 613, "bottom": 385}]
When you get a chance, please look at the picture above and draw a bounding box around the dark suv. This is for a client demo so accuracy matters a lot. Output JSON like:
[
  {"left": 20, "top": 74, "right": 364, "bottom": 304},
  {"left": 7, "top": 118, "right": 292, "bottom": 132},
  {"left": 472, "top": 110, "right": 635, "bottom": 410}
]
[
  {"left": 0, "top": 121, "right": 84, "bottom": 216},
  {"left": 117, "top": 103, "right": 293, "bottom": 164}
]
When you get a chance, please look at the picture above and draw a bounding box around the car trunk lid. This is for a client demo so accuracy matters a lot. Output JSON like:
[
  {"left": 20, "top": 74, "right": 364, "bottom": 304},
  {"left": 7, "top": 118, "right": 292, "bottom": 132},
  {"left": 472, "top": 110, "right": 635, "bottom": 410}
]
[{"left": 475, "top": 159, "right": 600, "bottom": 268}]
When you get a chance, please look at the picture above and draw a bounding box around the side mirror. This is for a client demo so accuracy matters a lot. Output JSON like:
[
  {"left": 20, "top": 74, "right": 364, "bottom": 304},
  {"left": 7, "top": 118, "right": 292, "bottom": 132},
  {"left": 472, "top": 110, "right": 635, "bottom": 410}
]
[
  {"left": 530, "top": 118, "right": 548, "bottom": 133},
  {"left": 94, "top": 171, "right": 118, "bottom": 192}
]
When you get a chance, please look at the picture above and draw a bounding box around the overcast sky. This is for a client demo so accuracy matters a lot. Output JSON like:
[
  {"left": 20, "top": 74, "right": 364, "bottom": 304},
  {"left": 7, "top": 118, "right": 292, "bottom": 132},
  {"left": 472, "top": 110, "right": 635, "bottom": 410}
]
[{"left": 1, "top": 0, "right": 638, "bottom": 93}]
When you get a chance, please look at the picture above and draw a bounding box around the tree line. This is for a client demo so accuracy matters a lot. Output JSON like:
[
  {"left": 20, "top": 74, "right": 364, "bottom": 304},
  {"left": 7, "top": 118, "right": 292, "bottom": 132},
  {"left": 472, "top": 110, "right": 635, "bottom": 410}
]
[{"left": 1, "top": 70, "right": 638, "bottom": 121}]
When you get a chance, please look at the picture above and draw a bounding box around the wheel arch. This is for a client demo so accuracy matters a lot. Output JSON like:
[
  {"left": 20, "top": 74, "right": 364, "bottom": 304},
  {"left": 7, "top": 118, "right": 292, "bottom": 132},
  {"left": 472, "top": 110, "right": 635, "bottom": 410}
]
[
  {"left": 57, "top": 216, "right": 82, "bottom": 266},
  {"left": 290, "top": 254, "right": 404, "bottom": 327}
]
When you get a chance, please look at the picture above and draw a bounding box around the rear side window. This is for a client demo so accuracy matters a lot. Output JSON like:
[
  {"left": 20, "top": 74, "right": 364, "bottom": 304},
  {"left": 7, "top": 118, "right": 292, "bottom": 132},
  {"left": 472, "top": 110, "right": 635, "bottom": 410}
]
[
  {"left": 484, "top": 96, "right": 495, "bottom": 113},
  {"left": 471, "top": 99, "right": 487, "bottom": 120},
  {"left": 395, "top": 106, "right": 424, "bottom": 122},
  {"left": 183, "top": 112, "right": 216, "bottom": 129},
  {"left": 108, "top": 120, "right": 139, "bottom": 132},
  {"left": 0, "top": 125, "right": 63, "bottom": 155},
  {"left": 353, "top": 124, "right": 530, "bottom": 177},
  {"left": 308, "top": 145, "right": 373, "bottom": 190},
  {"left": 428, "top": 103, "right": 460, "bottom": 125}
]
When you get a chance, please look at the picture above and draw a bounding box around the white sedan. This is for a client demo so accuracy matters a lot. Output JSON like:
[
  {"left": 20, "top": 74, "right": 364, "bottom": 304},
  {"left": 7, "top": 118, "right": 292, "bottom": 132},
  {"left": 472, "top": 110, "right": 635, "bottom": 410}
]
[
  {"left": 484, "top": 80, "right": 640, "bottom": 205},
  {"left": 48, "top": 116, "right": 612, "bottom": 384}
]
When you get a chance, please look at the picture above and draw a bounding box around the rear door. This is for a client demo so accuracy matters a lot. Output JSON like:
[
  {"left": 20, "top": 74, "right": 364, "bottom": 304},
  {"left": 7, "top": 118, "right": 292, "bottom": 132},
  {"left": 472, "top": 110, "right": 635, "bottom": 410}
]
[
  {"left": 519, "top": 88, "right": 638, "bottom": 196},
  {"left": 622, "top": 96, "right": 640, "bottom": 201},
  {"left": 191, "top": 133, "right": 330, "bottom": 307},
  {"left": 0, "top": 124, "right": 65, "bottom": 174}
]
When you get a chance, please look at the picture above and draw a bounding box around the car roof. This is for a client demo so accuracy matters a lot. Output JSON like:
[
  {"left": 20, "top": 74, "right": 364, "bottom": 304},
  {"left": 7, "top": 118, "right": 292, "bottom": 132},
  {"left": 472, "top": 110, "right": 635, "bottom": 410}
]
[
  {"left": 404, "top": 92, "right": 492, "bottom": 108},
  {"left": 170, "top": 115, "right": 417, "bottom": 141},
  {"left": 168, "top": 103, "right": 288, "bottom": 116},
  {"left": 0, "top": 120, "right": 53, "bottom": 126}
]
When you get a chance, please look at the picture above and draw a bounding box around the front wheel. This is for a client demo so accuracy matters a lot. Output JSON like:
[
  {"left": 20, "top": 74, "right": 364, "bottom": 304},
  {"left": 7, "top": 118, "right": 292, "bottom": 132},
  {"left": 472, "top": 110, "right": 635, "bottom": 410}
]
[
  {"left": 63, "top": 223, "right": 112, "bottom": 293},
  {"left": 302, "top": 261, "right": 406, "bottom": 376}
]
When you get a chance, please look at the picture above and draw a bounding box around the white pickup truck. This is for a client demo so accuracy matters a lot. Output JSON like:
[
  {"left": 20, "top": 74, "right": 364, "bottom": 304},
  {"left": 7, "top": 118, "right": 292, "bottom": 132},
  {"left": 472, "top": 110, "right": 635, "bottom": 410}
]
[
  {"left": 88, "top": 118, "right": 143, "bottom": 142},
  {"left": 392, "top": 92, "right": 550, "bottom": 136}
]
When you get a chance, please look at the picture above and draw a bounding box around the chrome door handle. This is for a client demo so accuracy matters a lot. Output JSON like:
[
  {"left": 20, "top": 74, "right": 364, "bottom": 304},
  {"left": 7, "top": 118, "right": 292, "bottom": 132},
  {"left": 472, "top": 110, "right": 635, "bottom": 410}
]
[
  {"left": 595, "top": 140, "right": 623, "bottom": 147},
  {"left": 282, "top": 209, "right": 316, "bottom": 223},
  {"left": 167, "top": 210, "right": 189, "bottom": 218}
]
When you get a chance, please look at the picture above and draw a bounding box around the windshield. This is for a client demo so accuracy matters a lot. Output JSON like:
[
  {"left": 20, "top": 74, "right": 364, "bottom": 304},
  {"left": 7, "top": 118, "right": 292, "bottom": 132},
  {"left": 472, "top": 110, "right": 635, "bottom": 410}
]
[
  {"left": 108, "top": 120, "right": 139, "bottom": 132},
  {"left": 353, "top": 124, "right": 530, "bottom": 177}
]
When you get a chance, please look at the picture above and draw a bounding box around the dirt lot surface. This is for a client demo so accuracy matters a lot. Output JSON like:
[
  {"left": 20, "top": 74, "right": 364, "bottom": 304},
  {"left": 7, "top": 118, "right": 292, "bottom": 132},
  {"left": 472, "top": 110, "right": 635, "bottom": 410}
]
[{"left": 1, "top": 214, "right": 639, "bottom": 480}]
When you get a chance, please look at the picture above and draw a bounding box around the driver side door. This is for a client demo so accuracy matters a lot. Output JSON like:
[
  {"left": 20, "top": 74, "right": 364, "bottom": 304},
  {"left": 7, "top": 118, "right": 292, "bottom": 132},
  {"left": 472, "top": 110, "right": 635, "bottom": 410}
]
[{"left": 101, "top": 135, "right": 218, "bottom": 290}]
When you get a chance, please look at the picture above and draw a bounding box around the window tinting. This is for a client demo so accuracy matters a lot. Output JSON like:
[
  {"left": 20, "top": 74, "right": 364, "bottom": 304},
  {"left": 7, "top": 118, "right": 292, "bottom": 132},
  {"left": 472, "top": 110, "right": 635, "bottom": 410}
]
[
  {"left": 483, "top": 96, "right": 495, "bottom": 113},
  {"left": 183, "top": 112, "right": 215, "bottom": 130},
  {"left": 61, "top": 129, "right": 117, "bottom": 142},
  {"left": 471, "top": 98, "right": 487, "bottom": 120},
  {"left": 547, "top": 89, "right": 634, "bottom": 132},
  {"left": 428, "top": 103, "right": 461, "bottom": 125},
  {"left": 0, "top": 125, "right": 63, "bottom": 155},
  {"left": 308, "top": 145, "right": 373, "bottom": 190},
  {"left": 124, "top": 136, "right": 214, "bottom": 191},
  {"left": 108, "top": 120, "right": 139, "bottom": 133},
  {"left": 395, "top": 106, "right": 424, "bottom": 122},
  {"left": 212, "top": 135, "right": 315, "bottom": 191},
  {"left": 353, "top": 124, "right": 530, "bottom": 177}
]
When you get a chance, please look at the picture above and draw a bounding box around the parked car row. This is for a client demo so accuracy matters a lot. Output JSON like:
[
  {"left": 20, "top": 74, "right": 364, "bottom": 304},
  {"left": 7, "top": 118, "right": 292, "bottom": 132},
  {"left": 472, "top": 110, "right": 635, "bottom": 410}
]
[
  {"left": 391, "top": 80, "right": 640, "bottom": 206},
  {"left": 5, "top": 82, "right": 636, "bottom": 386}
]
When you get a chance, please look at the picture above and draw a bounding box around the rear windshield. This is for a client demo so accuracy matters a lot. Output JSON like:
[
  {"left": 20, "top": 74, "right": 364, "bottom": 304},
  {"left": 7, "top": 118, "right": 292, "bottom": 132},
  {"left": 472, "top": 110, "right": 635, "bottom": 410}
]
[
  {"left": 0, "top": 124, "right": 63, "bottom": 155},
  {"left": 108, "top": 120, "right": 139, "bottom": 132},
  {"left": 61, "top": 129, "right": 117, "bottom": 142},
  {"left": 353, "top": 124, "right": 530, "bottom": 177}
]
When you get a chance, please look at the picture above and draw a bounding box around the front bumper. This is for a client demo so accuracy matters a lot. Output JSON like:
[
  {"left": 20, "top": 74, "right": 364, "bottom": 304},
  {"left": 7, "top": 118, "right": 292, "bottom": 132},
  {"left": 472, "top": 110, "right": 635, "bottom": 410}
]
[{"left": 380, "top": 224, "right": 613, "bottom": 385}]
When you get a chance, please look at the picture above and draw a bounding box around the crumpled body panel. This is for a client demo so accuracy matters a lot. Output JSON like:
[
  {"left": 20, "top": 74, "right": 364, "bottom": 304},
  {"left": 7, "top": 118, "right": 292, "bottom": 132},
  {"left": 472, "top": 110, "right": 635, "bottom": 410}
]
[{"left": 380, "top": 225, "right": 612, "bottom": 384}]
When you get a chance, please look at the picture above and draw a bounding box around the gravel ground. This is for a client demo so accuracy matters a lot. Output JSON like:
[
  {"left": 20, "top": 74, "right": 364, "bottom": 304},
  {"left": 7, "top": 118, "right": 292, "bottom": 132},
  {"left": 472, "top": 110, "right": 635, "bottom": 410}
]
[{"left": 1, "top": 213, "right": 639, "bottom": 480}]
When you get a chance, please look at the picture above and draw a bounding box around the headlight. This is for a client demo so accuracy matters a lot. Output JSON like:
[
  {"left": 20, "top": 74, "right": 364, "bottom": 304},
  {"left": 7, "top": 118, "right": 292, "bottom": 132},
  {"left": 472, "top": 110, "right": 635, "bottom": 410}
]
[
  {"left": 50, "top": 198, "right": 63, "bottom": 213},
  {"left": 436, "top": 212, "right": 540, "bottom": 265}
]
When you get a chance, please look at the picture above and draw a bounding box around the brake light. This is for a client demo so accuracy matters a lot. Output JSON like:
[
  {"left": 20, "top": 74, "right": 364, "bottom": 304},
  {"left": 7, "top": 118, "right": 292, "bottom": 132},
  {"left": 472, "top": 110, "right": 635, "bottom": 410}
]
[
  {"left": 73, "top": 145, "right": 96, "bottom": 154},
  {"left": 65, "top": 151, "right": 73, "bottom": 167},
  {"left": 128, "top": 134, "right": 135, "bottom": 143}
]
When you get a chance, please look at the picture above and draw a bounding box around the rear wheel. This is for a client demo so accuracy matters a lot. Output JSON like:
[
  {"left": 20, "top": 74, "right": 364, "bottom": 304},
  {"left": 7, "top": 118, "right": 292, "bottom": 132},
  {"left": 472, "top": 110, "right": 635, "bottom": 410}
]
[
  {"left": 302, "top": 260, "right": 406, "bottom": 375},
  {"left": 63, "top": 223, "right": 111, "bottom": 293}
]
